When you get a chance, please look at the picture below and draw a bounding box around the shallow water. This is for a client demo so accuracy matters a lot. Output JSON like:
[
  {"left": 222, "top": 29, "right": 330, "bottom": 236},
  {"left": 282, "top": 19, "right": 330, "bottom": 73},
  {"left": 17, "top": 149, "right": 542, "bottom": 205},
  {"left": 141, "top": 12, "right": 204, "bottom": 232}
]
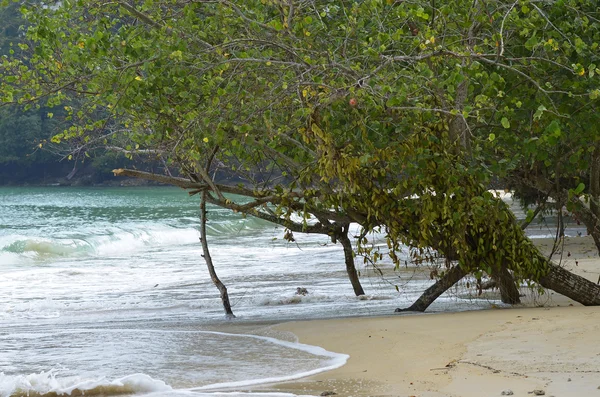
[{"left": 0, "top": 187, "right": 568, "bottom": 397}]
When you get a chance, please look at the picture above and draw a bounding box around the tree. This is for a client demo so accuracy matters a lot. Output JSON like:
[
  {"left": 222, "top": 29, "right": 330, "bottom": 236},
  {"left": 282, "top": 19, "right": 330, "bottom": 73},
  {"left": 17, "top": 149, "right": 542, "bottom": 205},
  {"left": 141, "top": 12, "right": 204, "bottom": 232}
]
[{"left": 2, "top": 0, "right": 600, "bottom": 312}]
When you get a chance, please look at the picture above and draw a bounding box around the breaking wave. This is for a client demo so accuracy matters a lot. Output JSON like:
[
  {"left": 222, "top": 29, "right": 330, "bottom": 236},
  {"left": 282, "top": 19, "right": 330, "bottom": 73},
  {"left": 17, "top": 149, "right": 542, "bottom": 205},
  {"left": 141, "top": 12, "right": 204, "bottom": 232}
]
[
  {"left": 0, "top": 371, "right": 171, "bottom": 397},
  {"left": 1, "top": 330, "right": 349, "bottom": 397},
  {"left": 0, "top": 217, "right": 275, "bottom": 262}
]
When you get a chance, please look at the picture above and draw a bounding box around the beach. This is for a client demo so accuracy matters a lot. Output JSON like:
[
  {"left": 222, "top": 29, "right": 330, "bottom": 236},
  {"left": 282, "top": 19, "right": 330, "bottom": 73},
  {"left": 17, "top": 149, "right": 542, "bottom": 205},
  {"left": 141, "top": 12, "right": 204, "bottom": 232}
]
[
  {"left": 262, "top": 236, "right": 600, "bottom": 397},
  {"left": 3, "top": 187, "right": 600, "bottom": 397},
  {"left": 0, "top": 187, "right": 444, "bottom": 397}
]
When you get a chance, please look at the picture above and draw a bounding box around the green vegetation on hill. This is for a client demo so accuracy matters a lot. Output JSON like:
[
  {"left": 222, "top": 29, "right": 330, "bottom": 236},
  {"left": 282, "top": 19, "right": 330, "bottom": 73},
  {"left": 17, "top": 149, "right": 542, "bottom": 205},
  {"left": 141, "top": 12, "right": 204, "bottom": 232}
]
[
  {"left": 0, "top": 4, "right": 136, "bottom": 184},
  {"left": 0, "top": 5, "right": 62, "bottom": 183}
]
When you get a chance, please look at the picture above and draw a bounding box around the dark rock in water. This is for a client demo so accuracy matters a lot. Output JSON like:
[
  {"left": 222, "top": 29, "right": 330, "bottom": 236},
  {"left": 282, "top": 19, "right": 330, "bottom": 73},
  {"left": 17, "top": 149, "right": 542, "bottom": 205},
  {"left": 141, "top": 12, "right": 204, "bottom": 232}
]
[
  {"left": 531, "top": 390, "right": 545, "bottom": 395},
  {"left": 320, "top": 392, "right": 337, "bottom": 396},
  {"left": 296, "top": 287, "right": 309, "bottom": 296},
  {"left": 501, "top": 390, "right": 514, "bottom": 395}
]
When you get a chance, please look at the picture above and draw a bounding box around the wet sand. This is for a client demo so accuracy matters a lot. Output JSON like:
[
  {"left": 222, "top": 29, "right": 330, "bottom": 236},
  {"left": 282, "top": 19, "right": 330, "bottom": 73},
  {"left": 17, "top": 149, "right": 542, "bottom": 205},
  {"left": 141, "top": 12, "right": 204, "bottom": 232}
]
[{"left": 262, "top": 236, "right": 600, "bottom": 396}]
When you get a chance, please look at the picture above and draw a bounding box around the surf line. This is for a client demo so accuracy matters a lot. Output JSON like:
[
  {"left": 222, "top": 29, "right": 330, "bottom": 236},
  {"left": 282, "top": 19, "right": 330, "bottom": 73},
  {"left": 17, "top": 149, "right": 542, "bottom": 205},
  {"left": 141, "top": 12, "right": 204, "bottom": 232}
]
[
  {"left": 4, "top": 327, "right": 348, "bottom": 394},
  {"left": 186, "top": 330, "right": 349, "bottom": 392}
]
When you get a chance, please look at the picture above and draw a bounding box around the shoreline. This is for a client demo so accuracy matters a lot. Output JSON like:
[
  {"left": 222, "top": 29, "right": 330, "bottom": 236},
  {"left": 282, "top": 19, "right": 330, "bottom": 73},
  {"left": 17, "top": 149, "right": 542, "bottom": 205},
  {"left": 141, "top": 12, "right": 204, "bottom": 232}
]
[
  {"left": 265, "top": 305, "right": 600, "bottom": 397},
  {"left": 249, "top": 236, "right": 600, "bottom": 397}
]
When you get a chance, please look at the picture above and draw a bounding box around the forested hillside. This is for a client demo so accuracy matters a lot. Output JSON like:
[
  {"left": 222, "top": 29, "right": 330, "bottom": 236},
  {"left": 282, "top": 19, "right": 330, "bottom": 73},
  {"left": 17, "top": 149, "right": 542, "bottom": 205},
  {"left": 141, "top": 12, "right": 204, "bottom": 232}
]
[{"left": 0, "top": 4, "right": 133, "bottom": 185}]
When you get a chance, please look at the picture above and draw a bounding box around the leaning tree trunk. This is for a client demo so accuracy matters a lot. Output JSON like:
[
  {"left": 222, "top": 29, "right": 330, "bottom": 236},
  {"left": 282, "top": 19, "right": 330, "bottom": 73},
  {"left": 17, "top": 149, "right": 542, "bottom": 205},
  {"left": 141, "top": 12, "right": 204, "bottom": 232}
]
[
  {"left": 394, "top": 252, "right": 600, "bottom": 313},
  {"left": 395, "top": 264, "right": 467, "bottom": 312},
  {"left": 200, "top": 191, "right": 235, "bottom": 318},
  {"left": 539, "top": 261, "right": 600, "bottom": 305},
  {"left": 336, "top": 226, "right": 365, "bottom": 296},
  {"left": 492, "top": 264, "right": 521, "bottom": 304},
  {"left": 395, "top": 218, "right": 600, "bottom": 312}
]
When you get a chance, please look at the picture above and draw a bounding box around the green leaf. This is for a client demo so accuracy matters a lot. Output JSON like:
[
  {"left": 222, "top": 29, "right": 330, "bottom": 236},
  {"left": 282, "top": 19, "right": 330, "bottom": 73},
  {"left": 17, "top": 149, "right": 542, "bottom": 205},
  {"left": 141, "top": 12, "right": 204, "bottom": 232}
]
[
  {"left": 501, "top": 117, "right": 510, "bottom": 129},
  {"left": 546, "top": 120, "right": 561, "bottom": 137},
  {"left": 2, "top": 91, "right": 14, "bottom": 103},
  {"left": 269, "top": 20, "right": 283, "bottom": 31},
  {"left": 524, "top": 34, "right": 538, "bottom": 50},
  {"left": 525, "top": 209, "right": 536, "bottom": 224},
  {"left": 533, "top": 105, "right": 546, "bottom": 120}
]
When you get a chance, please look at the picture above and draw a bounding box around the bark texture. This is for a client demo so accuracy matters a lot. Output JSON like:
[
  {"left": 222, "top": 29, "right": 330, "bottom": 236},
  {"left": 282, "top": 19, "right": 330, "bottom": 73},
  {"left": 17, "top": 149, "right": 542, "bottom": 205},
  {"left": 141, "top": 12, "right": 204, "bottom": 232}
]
[
  {"left": 337, "top": 226, "right": 365, "bottom": 296},
  {"left": 201, "top": 191, "right": 235, "bottom": 318},
  {"left": 492, "top": 265, "right": 521, "bottom": 304},
  {"left": 539, "top": 262, "right": 600, "bottom": 305},
  {"left": 395, "top": 265, "right": 467, "bottom": 312}
]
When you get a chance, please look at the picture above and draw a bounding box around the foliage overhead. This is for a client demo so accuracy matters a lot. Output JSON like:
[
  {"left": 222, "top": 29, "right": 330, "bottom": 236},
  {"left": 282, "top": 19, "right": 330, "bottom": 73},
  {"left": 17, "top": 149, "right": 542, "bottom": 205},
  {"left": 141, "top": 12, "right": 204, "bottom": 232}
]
[{"left": 2, "top": 0, "right": 600, "bottom": 284}]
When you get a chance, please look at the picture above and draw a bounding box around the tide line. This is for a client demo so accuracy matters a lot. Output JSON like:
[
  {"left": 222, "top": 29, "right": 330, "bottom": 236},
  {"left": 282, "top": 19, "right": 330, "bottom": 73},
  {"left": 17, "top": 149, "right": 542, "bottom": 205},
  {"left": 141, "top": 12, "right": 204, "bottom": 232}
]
[{"left": 187, "top": 330, "right": 349, "bottom": 392}]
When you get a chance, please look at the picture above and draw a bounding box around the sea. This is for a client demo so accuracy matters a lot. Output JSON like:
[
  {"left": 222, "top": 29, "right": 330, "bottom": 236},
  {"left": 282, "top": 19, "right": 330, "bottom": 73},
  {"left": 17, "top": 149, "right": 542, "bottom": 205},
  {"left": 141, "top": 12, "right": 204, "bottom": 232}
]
[{"left": 0, "top": 186, "right": 575, "bottom": 397}]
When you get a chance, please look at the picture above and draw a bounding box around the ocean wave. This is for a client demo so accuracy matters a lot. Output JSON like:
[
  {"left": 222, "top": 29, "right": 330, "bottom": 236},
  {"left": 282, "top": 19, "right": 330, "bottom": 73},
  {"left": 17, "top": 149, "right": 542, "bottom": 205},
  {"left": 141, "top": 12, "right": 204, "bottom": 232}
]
[
  {"left": 0, "top": 371, "right": 171, "bottom": 397},
  {"left": 0, "top": 330, "right": 347, "bottom": 397},
  {"left": 0, "top": 217, "right": 278, "bottom": 262},
  {"left": 1, "top": 239, "right": 92, "bottom": 258},
  {"left": 0, "top": 251, "right": 26, "bottom": 267},
  {"left": 0, "top": 226, "right": 196, "bottom": 261}
]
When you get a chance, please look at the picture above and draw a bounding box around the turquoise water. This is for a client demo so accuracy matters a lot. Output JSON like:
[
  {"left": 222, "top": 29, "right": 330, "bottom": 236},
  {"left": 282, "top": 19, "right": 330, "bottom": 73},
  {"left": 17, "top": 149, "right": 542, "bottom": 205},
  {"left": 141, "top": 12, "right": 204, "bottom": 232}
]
[{"left": 0, "top": 186, "right": 503, "bottom": 397}]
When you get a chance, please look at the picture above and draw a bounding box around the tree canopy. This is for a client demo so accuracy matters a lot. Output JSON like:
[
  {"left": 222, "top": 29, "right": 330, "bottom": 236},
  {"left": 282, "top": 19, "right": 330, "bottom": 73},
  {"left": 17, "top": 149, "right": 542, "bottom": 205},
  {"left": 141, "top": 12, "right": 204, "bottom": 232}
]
[{"left": 2, "top": 0, "right": 600, "bottom": 310}]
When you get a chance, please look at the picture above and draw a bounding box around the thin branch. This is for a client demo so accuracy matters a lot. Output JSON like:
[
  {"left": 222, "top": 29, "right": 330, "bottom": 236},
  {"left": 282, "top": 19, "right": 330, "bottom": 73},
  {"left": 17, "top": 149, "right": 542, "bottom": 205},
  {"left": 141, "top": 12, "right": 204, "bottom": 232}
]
[
  {"left": 531, "top": 3, "right": 572, "bottom": 46},
  {"left": 216, "top": 39, "right": 309, "bottom": 66},
  {"left": 204, "top": 194, "right": 334, "bottom": 235},
  {"left": 105, "top": 145, "right": 164, "bottom": 155},
  {"left": 112, "top": 168, "right": 257, "bottom": 197},
  {"left": 196, "top": 162, "right": 227, "bottom": 202},
  {"left": 218, "top": 0, "right": 278, "bottom": 32},
  {"left": 499, "top": 1, "right": 518, "bottom": 57},
  {"left": 115, "top": 1, "right": 162, "bottom": 29}
]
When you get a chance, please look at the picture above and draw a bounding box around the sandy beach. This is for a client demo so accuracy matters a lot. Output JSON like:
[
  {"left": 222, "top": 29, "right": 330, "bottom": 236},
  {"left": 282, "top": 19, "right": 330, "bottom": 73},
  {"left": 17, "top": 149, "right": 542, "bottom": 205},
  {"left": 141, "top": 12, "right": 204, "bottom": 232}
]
[{"left": 260, "top": 236, "right": 600, "bottom": 397}]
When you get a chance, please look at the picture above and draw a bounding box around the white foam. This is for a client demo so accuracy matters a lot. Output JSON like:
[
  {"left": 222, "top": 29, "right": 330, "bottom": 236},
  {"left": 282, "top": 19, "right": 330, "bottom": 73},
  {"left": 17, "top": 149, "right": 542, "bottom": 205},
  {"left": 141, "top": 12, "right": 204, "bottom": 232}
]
[
  {"left": 189, "top": 331, "right": 348, "bottom": 392},
  {"left": 91, "top": 226, "right": 199, "bottom": 256},
  {"left": 257, "top": 293, "right": 332, "bottom": 306},
  {"left": 0, "top": 330, "right": 345, "bottom": 397},
  {"left": 0, "top": 252, "right": 24, "bottom": 267},
  {"left": 0, "top": 371, "right": 171, "bottom": 397},
  {"left": 145, "top": 392, "right": 314, "bottom": 397},
  {"left": 0, "top": 225, "right": 202, "bottom": 262},
  {"left": 257, "top": 292, "right": 394, "bottom": 306},
  {"left": 527, "top": 234, "right": 557, "bottom": 239}
]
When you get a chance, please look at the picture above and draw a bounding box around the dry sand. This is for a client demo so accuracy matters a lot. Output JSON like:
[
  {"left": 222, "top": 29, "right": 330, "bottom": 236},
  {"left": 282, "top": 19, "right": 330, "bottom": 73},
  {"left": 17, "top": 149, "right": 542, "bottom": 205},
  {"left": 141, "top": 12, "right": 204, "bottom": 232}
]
[{"left": 257, "top": 236, "right": 600, "bottom": 397}]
